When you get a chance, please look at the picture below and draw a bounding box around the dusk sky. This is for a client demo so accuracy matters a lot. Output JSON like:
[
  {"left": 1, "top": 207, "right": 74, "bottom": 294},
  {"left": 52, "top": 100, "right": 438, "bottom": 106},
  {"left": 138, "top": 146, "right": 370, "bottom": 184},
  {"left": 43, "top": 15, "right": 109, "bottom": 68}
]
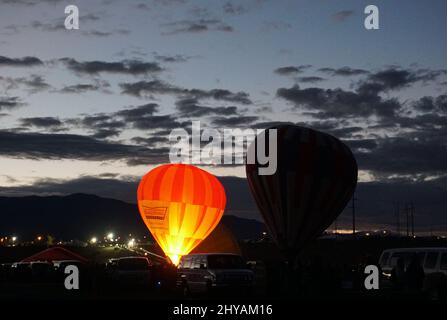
[{"left": 1, "top": 0, "right": 447, "bottom": 234}]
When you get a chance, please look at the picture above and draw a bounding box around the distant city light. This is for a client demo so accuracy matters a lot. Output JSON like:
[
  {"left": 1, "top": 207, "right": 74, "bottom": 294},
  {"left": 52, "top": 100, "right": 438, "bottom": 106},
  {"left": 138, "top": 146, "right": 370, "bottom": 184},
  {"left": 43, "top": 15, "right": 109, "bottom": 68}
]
[
  {"left": 12, "top": 236, "right": 17, "bottom": 242},
  {"left": 128, "top": 238, "right": 135, "bottom": 248},
  {"left": 90, "top": 237, "right": 97, "bottom": 244},
  {"left": 107, "top": 233, "right": 114, "bottom": 240},
  {"left": 37, "top": 236, "right": 43, "bottom": 241},
  {"left": 365, "top": 233, "right": 370, "bottom": 236}
]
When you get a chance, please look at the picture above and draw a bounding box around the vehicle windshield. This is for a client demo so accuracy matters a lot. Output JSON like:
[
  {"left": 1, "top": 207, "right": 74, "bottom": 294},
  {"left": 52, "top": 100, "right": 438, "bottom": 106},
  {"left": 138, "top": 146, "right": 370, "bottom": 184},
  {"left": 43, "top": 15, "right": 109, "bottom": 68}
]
[{"left": 207, "top": 255, "right": 245, "bottom": 269}]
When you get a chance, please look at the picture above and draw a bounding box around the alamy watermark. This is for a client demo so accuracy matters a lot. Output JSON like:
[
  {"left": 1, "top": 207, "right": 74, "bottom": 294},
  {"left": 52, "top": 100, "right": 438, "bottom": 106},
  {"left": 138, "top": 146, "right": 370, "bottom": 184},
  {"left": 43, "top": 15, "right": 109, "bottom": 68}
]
[{"left": 169, "top": 121, "right": 277, "bottom": 175}]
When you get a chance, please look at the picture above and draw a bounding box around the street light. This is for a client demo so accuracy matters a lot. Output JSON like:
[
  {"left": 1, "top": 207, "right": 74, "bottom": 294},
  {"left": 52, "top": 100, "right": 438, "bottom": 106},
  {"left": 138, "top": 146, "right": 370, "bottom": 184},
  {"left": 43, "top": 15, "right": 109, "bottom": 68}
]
[
  {"left": 107, "top": 233, "right": 114, "bottom": 241},
  {"left": 127, "top": 238, "right": 135, "bottom": 248},
  {"left": 90, "top": 237, "right": 97, "bottom": 244}
]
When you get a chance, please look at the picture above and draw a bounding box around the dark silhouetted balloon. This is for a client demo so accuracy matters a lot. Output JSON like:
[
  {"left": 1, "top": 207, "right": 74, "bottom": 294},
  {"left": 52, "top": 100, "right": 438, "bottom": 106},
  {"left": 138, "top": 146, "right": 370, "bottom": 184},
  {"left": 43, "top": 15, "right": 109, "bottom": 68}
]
[{"left": 246, "top": 125, "right": 357, "bottom": 262}]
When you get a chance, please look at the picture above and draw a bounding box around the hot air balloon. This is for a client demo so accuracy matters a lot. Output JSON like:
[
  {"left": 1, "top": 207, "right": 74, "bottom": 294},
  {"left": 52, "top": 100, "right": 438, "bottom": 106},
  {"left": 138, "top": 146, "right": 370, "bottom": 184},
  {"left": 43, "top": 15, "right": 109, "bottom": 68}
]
[
  {"left": 246, "top": 125, "right": 357, "bottom": 265},
  {"left": 137, "top": 164, "right": 226, "bottom": 265}
]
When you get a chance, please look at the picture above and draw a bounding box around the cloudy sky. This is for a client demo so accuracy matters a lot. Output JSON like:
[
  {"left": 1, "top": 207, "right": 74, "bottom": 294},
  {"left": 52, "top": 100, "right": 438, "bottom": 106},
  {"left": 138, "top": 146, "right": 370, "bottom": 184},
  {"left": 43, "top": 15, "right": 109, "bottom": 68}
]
[{"left": 0, "top": 0, "right": 447, "bottom": 233}]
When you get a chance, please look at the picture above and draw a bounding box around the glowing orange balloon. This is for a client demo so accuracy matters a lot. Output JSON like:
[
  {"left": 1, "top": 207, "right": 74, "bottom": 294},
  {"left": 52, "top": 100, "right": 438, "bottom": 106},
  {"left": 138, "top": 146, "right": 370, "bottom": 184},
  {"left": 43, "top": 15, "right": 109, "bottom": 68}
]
[{"left": 137, "top": 164, "right": 226, "bottom": 265}]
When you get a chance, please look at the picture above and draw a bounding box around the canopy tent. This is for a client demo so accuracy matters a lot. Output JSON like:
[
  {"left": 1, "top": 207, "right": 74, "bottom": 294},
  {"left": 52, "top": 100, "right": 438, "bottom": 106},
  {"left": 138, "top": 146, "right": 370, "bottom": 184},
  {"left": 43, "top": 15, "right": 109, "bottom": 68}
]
[{"left": 21, "top": 246, "right": 88, "bottom": 263}]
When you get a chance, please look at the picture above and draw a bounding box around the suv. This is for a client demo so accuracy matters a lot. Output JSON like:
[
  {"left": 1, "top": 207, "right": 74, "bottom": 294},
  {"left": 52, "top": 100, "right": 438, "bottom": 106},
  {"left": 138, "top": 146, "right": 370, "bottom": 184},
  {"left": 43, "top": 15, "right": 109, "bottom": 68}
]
[{"left": 177, "top": 253, "right": 254, "bottom": 296}]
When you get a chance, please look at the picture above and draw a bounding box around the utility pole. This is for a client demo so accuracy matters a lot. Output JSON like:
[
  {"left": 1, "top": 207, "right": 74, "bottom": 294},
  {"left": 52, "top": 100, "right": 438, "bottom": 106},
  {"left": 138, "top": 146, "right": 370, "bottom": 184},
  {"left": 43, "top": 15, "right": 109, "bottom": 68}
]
[
  {"left": 394, "top": 202, "right": 400, "bottom": 236},
  {"left": 405, "top": 203, "right": 410, "bottom": 237},
  {"left": 411, "top": 203, "right": 415, "bottom": 237},
  {"left": 351, "top": 195, "right": 357, "bottom": 237}
]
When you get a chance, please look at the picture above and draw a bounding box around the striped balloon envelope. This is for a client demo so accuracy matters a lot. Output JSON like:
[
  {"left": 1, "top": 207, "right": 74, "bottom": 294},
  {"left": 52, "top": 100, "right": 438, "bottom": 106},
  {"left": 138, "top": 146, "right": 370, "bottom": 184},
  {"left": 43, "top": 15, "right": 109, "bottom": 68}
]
[
  {"left": 246, "top": 125, "right": 357, "bottom": 264},
  {"left": 137, "top": 164, "right": 226, "bottom": 265}
]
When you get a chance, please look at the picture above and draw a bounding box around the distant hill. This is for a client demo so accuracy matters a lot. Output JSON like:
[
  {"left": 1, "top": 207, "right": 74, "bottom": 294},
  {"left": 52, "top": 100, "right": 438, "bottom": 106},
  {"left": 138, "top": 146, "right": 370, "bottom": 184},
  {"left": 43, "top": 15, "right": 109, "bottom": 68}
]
[{"left": 0, "top": 194, "right": 265, "bottom": 241}]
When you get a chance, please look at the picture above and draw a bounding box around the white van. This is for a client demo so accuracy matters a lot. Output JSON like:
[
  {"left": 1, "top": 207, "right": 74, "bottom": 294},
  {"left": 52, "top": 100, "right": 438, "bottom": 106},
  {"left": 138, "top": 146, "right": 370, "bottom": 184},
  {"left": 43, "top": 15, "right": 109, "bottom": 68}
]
[
  {"left": 379, "top": 247, "right": 447, "bottom": 296},
  {"left": 379, "top": 248, "right": 447, "bottom": 276}
]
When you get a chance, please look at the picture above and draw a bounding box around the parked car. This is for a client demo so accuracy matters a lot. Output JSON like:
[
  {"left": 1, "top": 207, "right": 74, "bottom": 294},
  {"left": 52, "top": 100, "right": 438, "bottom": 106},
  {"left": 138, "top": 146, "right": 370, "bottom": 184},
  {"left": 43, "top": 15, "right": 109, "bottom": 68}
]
[
  {"left": 10, "top": 261, "right": 53, "bottom": 282},
  {"left": 0, "top": 263, "right": 13, "bottom": 281},
  {"left": 177, "top": 253, "right": 254, "bottom": 296},
  {"left": 107, "top": 256, "right": 152, "bottom": 287},
  {"left": 379, "top": 247, "right": 447, "bottom": 297}
]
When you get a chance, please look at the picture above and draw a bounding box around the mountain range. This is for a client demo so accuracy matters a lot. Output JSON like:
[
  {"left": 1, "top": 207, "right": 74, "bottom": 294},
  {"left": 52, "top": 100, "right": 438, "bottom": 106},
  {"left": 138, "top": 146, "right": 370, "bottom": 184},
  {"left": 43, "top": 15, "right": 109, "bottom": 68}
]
[{"left": 0, "top": 193, "right": 266, "bottom": 241}]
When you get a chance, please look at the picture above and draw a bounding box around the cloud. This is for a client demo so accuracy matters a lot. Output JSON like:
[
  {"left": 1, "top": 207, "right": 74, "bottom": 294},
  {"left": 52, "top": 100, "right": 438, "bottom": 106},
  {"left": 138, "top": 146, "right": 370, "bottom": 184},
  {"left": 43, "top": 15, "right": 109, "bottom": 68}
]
[
  {"left": 152, "top": 0, "right": 186, "bottom": 6},
  {"left": 20, "top": 117, "right": 62, "bottom": 129},
  {"left": 318, "top": 67, "right": 369, "bottom": 76},
  {"left": 92, "top": 128, "right": 121, "bottom": 139},
  {"left": 277, "top": 84, "right": 401, "bottom": 119},
  {"left": 223, "top": 2, "right": 247, "bottom": 15},
  {"left": 0, "top": 0, "right": 63, "bottom": 6},
  {"left": 0, "top": 175, "right": 139, "bottom": 204},
  {"left": 67, "top": 103, "right": 180, "bottom": 136},
  {"left": 175, "top": 98, "right": 239, "bottom": 117},
  {"left": 212, "top": 115, "right": 259, "bottom": 126},
  {"left": 115, "top": 103, "right": 159, "bottom": 119},
  {"left": 131, "top": 135, "right": 169, "bottom": 146},
  {"left": 162, "top": 19, "right": 234, "bottom": 35},
  {"left": 66, "top": 113, "right": 127, "bottom": 139},
  {"left": 0, "top": 130, "right": 169, "bottom": 165},
  {"left": 153, "top": 53, "right": 190, "bottom": 63},
  {"left": 60, "top": 84, "right": 101, "bottom": 94},
  {"left": 81, "top": 29, "right": 131, "bottom": 37},
  {"left": 412, "top": 95, "right": 447, "bottom": 113},
  {"left": 60, "top": 58, "right": 163, "bottom": 75},
  {"left": 0, "top": 96, "right": 25, "bottom": 110},
  {"left": 120, "top": 79, "right": 252, "bottom": 104},
  {"left": 274, "top": 65, "right": 312, "bottom": 76},
  {"left": 113, "top": 104, "right": 183, "bottom": 131},
  {"left": 21, "top": 15, "right": 127, "bottom": 37},
  {"left": 296, "top": 76, "right": 326, "bottom": 83},
  {"left": 358, "top": 68, "right": 442, "bottom": 94},
  {"left": 15, "top": 75, "right": 50, "bottom": 93},
  {"left": 30, "top": 20, "right": 65, "bottom": 32},
  {"left": 0, "top": 55, "right": 43, "bottom": 67},
  {"left": 331, "top": 10, "right": 354, "bottom": 22}
]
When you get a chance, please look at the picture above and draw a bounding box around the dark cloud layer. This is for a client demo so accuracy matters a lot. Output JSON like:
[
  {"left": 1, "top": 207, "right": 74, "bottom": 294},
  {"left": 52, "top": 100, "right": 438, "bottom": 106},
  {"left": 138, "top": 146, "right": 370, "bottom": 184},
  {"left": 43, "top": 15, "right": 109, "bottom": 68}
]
[
  {"left": 20, "top": 117, "right": 62, "bottom": 128},
  {"left": 274, "top": 65, "right": 312, "bottom": 76},
  {"left": 60, "top": 58, "right": 163, "bottom": 75},
  {"left": 175, "top": 98, "right": 239, "bottom": 117},
  {"left": 0, "top": 56, "right": 43, "bottom": 67},
  {"left": 0, "top": 130, "right": 168, "bottom": 165},
  {"left": 0, "top": 96, "right": 24, "bottom": 110},
  {"left": 318, "top": 67, "right": 369, "bottom": 77},
  {"left": 120, "top": 79, "right": 252, "bottom": 104},
  {"left": 277, "top": 84, "right": 401, "bottom": 119}
]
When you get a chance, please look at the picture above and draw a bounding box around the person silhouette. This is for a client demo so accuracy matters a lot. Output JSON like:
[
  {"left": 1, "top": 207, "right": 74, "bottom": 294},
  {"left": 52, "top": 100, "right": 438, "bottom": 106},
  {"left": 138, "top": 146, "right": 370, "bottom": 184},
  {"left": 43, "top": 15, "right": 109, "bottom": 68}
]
[
  {"left": 405, "top": 254, "right": 425, "bottom": 291},
  {"left": 391, "top": 258, "right": 405, "bottom": 290}
]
